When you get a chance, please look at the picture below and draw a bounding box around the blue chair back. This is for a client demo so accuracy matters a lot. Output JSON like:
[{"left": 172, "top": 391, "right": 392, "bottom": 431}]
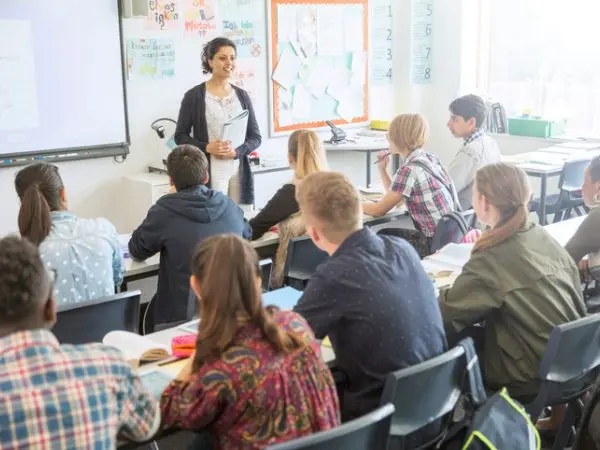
[
  {"left": 380, "top": 346, "right": 468, "bottom": 449},
  {"left": 526, "top": 314, "right": 600, "bottom": 419},
  {"left": 430, "top": 212, "right": 469, "bottom": 253},
  {"left": 559, "top": 158, "right": 591, "bottom": 193},
  {"left": 284, "top": 236, "right": 328, "bottom": 287},
  {"left": 267, "top": 403, "right": 395, "bottom": 450},
  {"left": 52, "top": 290, "right": 141, "bottom": 344}
]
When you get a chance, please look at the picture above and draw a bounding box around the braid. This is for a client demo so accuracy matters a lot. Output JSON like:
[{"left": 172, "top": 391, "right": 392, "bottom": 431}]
[{"left": 256, "top": 308, "right": 303, "bottom": 354}]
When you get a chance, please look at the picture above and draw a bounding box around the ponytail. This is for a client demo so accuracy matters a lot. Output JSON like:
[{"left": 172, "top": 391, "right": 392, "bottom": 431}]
[
  {"left": 257, "top": 307, "right": 303, "bottom": 354},
  {"left": 473, "top": 204, "right": 528, "bottom": 252},
  {"left": 472, "top": 163, "right": 531, "bottom": 253},
  {"left": 18, "top": 185, "right": 52, "bottom": 246},
  {"left": 289, "top": 129, "right": 327, "bottom": 180}
]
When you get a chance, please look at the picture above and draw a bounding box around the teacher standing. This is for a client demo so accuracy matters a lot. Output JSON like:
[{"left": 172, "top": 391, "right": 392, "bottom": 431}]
[{"left": 174, "top": 37, "right": 261, "bottom": 209}]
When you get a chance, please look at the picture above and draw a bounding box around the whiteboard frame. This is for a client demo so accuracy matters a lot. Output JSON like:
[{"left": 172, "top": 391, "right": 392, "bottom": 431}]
[
  {"left": 266, "top": 0, "right": 370, "bottom": 138},
  {"left": 0, "top": 0, "right": 130, "bottom": 167}
]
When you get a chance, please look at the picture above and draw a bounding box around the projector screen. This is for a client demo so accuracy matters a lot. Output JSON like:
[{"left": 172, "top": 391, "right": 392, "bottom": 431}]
[{"left": 0, "top": 1, "right": 128, "bottom": 159}]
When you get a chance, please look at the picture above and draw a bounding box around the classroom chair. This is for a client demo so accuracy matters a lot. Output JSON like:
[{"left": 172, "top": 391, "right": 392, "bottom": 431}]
[
  {"left": 260, "top": 258, "right": 273, "bottom": 291},
  {"left": 524, "top": 314, "right": 600, "bottom": 450},
  {"left": 52, "top": 290, "right": 141, "bottom": 345},
  {"left": 283, "top": 236, "right": 328, "bottom": 290},
  {"left": 266, "top": 403, "right": 395, "bottom": 450},
  {"left": 530, "top": 158, "right": 591, "bottom": 224},
  {"left": 379, "top": 342, "right": 474, "bottom": 450}
]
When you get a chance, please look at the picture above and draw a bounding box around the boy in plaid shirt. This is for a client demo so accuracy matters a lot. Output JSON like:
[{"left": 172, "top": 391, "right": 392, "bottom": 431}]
[
  {"left": 0, "top": 236, "right": 160, "bottom": 449},
  {"left": 363, "top": 114, "right": 459, "bottom": 257}
]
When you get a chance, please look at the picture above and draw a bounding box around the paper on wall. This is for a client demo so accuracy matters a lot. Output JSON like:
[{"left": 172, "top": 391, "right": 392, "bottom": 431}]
[
  {"left": 350, "top": 51, "right": 366, "bottom": 86},
  {"left": 326, "top": 68, "right": 351, "bottom": 101},
  {"left": 272, "top": 47, "right": 302, "bottom": 90},
  {"left": 343, "top": 6, "right": 364, "bottom": 52},
  {"left": 316, "top": 5, "right": 344, "bottom": 56},
  {"left": 296, "top": 6, "right": 317, "bottom": 57},
  {"left": 304, "top": 59, "right": 333, "bottom": 98},
  {"left": 292, "top": 84, "right": 311, "bottom": 119}
]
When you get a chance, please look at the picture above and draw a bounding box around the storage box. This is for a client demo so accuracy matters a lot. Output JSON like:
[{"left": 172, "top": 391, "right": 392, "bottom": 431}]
[{"left": 508, "top": 118, "right": 566, "bottom": 138}]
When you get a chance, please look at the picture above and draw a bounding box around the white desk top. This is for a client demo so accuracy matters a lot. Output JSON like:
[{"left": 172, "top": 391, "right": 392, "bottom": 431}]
[
  {"left": 145, "top": 320, "right": 336, "bottom": 365},
  {"left": 123, "top": 208, "right": 407, "bottom": 279},
  {"left": 503, "top": 149, "right": 600, "bottom": 175},
  {"left": 323, "top": 138, "right": 388, "bottom": 152},
  {"left": 543, "top": 215, "right": 586, "bottom": 247}
]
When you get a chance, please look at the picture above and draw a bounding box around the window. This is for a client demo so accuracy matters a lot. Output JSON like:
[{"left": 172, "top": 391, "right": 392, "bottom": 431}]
[{"left": 484, "top": 0, "right": 600, "bottom": 136}]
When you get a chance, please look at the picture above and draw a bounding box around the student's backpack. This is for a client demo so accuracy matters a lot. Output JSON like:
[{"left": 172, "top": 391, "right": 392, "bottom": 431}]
[
  {"left": 443, "top": 340, "right": 541, "bottom": 450},
  {"left": 573, "top": 374, "right": 600, "bottom": 450}
]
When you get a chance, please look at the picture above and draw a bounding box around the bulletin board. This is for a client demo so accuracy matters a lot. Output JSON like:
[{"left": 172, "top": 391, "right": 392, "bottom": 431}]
[{"left": 267, "top": 0, "right": 369, "bottom": 136}]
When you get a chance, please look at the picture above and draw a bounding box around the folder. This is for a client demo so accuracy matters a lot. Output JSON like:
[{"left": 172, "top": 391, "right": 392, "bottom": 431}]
[{"left": 221, "top": 110, "right": 249, "bottom": 149}]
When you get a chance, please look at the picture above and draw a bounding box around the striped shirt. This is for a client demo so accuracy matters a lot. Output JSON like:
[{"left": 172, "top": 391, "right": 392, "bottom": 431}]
[{"left": 0, "top": 329, "right": 160, "bottom": 449}]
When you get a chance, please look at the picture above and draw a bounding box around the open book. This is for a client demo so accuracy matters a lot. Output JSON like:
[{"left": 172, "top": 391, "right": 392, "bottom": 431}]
[
  {"left": 422, "top": 243, "right": 474, "bottom": 278},
  {"left": 103, "top": 331, "right": 170, "bottom": 368}
]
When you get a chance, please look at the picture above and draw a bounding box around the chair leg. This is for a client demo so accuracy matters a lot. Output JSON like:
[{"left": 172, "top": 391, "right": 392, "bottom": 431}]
[
  {"left": 551, "top": 401, "right": 580, "bottom": 450},
  {"left": 552, "top": 210, "right": 564, "bottom": 224}
]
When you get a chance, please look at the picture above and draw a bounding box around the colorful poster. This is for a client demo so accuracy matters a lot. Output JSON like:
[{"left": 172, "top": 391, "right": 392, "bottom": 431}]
[
  {"left": 126, "top": 39, "right": 176, "bottom": 80},
  {"left": 231, "top": 57, "right": 258, "bottom": 102},
  {"left": 182, "top": 0, "right": 219, "bottom": 38},
  {"left": 147, "top": 0, "right": 180, "bottom": 31}
]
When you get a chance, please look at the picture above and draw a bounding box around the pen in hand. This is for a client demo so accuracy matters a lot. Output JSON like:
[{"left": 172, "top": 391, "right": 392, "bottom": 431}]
[{"left": 373, "top": 151, "right": 391, "bottom": 165}]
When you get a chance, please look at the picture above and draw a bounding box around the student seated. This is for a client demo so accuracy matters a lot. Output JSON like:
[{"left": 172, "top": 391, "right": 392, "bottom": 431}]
[
  {"left": 294, "top": 171, "right": 446, "bottom": 422},
  {"left": 363, "top": 113, "right": 459, "bottom": 257},
  {"left": 0, "top": 236, "right": 160, "bottom": 448},
  {"left": 250, "top": 129, "right": 328, "bottom": 287},
  {"left": 14, "top": 162, "right": 124, "bottom": 305},
  {"left": 129, "top": 145, "right": 250, "bottom": 330},
  {"left": 565, "top": 155, "right": 600, "bottom": 281},
  {"left": 439, "top": 163, "right": 586, "bottom": 399},
  {"left": 160, "top": 234, "right": 340, "bottom": 449},
  {"left": 446, "top": 94, "right": 501, "bottom": 209}
]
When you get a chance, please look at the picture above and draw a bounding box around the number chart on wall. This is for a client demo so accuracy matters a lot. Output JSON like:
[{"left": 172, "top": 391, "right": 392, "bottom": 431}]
[
  {"left": 267, "top": 0, "right": 369, "bottom": 136},
  {"left": 411, "top": 0, "right": 433, "bottom": 84},
  {"left": 371, "top": 0, "right": 393, "bottom": 86}
]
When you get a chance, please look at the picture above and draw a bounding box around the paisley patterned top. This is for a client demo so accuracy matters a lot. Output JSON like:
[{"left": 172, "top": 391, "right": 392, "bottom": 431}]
[{"left": 160, "top": 309, "right": 340, "bottom": 449}]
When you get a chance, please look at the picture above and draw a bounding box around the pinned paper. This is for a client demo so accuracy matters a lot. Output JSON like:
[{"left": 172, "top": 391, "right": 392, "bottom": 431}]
[
  {"left": 350, "top": 52, "right": 366, "bottom": 86},
  {"left": 272, "top": 47, "right": 302, "bottom": 90},
  {"left": 316, "top": 5, "right": 344, "bottom": 56},
  {"left": 296, "top": 6, "right": 317, "bottom": 57},
  {"left": 305, "top": 59, "right": 333, "bottom": 98},
  {"left": 326, "top": 68, "right": 351, "bottom": 101},
  {"left": 292, "top": 84, "right": 311, "bottom": 119}
]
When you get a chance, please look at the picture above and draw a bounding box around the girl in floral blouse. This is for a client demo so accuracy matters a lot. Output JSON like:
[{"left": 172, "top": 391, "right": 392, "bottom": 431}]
[{"left": 160, "top": 234, "right": 340, "bottom": 449}]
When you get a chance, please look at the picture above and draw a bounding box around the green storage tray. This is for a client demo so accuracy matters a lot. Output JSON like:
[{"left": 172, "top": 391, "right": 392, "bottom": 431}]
[{"left": 508, "top": 118, "right": 551, "bottom": 138}]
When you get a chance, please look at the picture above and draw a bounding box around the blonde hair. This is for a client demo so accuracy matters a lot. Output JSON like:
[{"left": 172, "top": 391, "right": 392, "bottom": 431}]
[
  {"left": 473, "top": 163, "right": 532, "bottom": 252},
  {"left": 296, "top": 171, "right": 361, "bottom": 244},
  {"left": 288, "top": 129, "right": 328, "bottom": 180},
  {"left": 387, "top": 114, "right": 430, "bottom": 153}
]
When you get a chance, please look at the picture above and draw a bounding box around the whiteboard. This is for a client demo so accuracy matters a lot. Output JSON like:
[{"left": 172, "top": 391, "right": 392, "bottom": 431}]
[
  {"left": 267, "top": 0, "right": 369, "bottom": 137},
  {"left": 0, "top": 1, "right": 128, "bottom": 158}
]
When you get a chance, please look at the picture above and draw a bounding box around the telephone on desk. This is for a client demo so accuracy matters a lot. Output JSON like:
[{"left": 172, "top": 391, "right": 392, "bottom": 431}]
[{"left": 324, "top": 121, "right": 348, "bottom": 144}]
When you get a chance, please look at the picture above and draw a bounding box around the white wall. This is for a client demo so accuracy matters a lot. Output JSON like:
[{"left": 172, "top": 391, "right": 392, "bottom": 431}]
[{"left": 0, "top": 0, "right": 553, "bottom": 237}]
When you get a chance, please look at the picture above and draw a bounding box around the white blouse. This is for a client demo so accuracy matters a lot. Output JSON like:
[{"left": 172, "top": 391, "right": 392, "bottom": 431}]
[{"left": 205, "top": 88, "right": 243, "bottom": 195}]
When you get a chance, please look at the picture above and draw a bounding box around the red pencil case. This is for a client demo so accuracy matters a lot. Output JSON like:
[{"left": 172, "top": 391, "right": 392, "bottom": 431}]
[{"left": 171, "top": 334, "right": 196, "bottom": 358}]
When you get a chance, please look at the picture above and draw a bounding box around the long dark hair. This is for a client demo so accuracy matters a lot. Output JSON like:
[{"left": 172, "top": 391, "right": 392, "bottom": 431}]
[
  {"left": 201, "top": 37, "right": 237, "bottom": 74},
  {"left": 14, "top": 162, "right": 64, "bottom": 245},
  {"left": 191, "top": 235, "right": 304, "bottom": 371}
]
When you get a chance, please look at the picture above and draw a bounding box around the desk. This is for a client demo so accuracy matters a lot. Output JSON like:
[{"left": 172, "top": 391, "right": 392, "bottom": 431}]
[
  {"left": 323, "top": 139, "right": 390, "bottom": 187},
  {"left": 121, "top": 208, "right": 407, "bottom": 288},
  {"left": 504, "top": 148, "right": 600, "bottom": 225},
  {"left": 543, "top": 215, "right": 585, "bottom": 247}
]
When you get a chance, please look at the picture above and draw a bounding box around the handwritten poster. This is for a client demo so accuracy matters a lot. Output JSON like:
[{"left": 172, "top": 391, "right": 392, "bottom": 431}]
[
  {"left": 147, "top": 0, "right": 180, "bottom": 31},
  {"left": 182, "top": 0, "right": 219, "bottom": 37},
  {"left": 231, "top": 57, "right": 258, "bottom": 101},
  {"left": 126, "top": 39, "right": 176, "bottom": 80},
  {"left": 371, "top": 0, "right": 393, "bottom": 85}
]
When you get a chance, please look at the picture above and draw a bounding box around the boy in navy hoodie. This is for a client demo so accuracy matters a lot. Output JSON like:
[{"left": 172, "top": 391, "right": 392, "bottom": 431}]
[{"left": 129, "top": 145, "right": 250, "bottom": 329}]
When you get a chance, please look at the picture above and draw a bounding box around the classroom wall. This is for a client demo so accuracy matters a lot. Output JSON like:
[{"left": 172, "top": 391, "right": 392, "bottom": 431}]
[{"left": 0, "top": 0, "right": 552, "bottom": 237}]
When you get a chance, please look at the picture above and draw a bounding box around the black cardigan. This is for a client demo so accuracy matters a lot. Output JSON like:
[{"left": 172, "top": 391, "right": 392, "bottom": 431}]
[
  {"left": 174, "top": 82, "right": 262, "bottom": 205},
  {"left": 249, "top": 183, "right": 298, "bottom": 240}
]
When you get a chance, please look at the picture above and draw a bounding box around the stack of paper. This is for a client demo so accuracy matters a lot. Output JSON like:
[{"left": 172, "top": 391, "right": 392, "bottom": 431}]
[{"left": 422, "top": 243, "right": 473, "bottom": 275}]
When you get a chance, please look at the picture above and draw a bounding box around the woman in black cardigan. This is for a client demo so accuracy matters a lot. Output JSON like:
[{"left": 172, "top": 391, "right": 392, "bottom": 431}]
[{"left": 174, "top": 37, "right": 261, "bottom": 207}]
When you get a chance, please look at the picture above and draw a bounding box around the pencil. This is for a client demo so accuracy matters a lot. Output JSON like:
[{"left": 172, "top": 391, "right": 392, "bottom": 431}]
[{"left": 373, "top": 151, "right": 391, "bottom": 165}]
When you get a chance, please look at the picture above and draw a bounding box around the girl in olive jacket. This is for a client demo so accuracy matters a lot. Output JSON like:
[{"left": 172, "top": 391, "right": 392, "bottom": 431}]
[{"left": 439, "top": 163, "right": 586, "bottom": 400}]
